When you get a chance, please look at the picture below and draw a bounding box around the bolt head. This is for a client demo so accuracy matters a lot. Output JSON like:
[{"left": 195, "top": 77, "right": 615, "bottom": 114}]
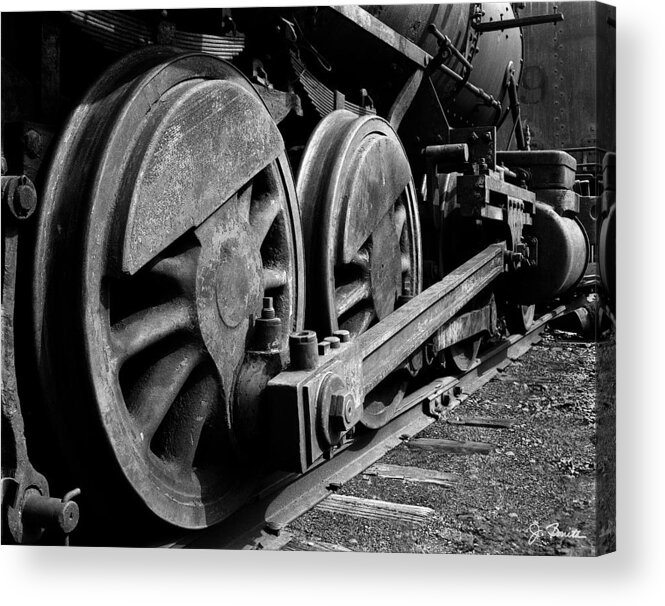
[
  {"left": 324, "top": 336, "right": 341, "bottom": 349},
  {"left": 15, "top": 184, "right": 37, "bottom": 214},
  {"left": 332, "top": 329, "right": 350, "bottom": 343},
  {"left": 290, "top": 330, "right": 316, "bottom": 344},
  {"left": 330, "top": 391, "right": 356, "bottom": 431}
]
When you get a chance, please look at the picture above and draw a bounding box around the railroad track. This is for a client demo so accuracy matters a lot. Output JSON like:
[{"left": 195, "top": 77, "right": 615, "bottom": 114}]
[{"left": 160, "top": 301, "right": 579, "bottom": 550}]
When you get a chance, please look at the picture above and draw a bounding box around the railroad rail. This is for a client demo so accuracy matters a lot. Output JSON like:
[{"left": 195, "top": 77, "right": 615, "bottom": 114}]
[{"left": 161, "top": 302, "right": 577, "bottom": 550}]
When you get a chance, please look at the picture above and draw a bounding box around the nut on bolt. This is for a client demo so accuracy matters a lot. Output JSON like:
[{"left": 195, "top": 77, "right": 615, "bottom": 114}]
[
  {"left": 289, "top": 330, "right": 319, "bottom": 370},
  {"left": 21, "top": 488, "right": 80, "bottom": 536},
  {"left": 332, "top": 329, "right": 350, "bottom": 343},
  {"left": 2, "top": 175, "right": 37, "bottom": 220},
  {"left": 330, "top": 391, "right": 357, "bottom": 432},
  {"left": 324, "top": 336, "right": 341, "bottom": 349},
  {"left": 251, "top": 296, "right": 282, "bottom": 351}
]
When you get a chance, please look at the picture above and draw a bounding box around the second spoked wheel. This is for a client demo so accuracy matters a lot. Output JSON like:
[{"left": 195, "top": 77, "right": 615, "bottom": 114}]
[{"left": 298, "top": 110, "right": 422, "bottom": 429}]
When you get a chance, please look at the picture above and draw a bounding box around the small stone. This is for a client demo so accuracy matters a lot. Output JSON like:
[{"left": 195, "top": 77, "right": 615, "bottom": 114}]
[{"left": 508, "top": 512, "right": 518, "bottom": 518}]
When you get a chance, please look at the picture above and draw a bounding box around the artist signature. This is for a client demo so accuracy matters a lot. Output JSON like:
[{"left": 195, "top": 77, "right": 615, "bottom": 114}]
[{"left": 528, "top": 522, "right": 588, "bottom": 545}]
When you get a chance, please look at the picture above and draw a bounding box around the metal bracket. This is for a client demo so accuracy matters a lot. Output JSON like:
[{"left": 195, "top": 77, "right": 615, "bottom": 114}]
[{"left": 2, "top": 175, "right": 81, "bottom": 545}]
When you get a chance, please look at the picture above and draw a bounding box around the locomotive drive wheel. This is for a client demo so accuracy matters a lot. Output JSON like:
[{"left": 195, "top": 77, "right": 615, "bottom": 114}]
[
  {"left": 297, "top": 110, "right": 422, "bottom": 429},
  {"left": 32, "top": 49, "right": 304, "bottom": 530}
]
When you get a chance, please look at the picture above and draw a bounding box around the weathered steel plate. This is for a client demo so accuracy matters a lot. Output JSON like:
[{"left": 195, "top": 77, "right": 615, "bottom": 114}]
[{"left": 122, "top": 79, "right": 283, "bottom": 274}]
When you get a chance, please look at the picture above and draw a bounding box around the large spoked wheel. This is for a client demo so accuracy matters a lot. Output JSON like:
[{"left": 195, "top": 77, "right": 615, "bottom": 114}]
[
  {"left": 297, "top": 110, "right": 422, "bottom": 429},
  {"left": 32, "top": 49, "right": 304, "bottom": 530}
]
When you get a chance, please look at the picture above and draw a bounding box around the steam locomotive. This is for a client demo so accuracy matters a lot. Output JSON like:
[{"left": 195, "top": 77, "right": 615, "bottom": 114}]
[{"left": 1, "top": 4, "right": 614, "bottom": 545}]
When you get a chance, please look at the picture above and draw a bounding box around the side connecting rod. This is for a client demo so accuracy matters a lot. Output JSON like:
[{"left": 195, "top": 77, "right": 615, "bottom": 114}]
[
  {"left": 267, "top": 243, "right": 506, "bottom": 472},
  {"left": 359, "top": 243, "right": 506, "bottom": 393}
]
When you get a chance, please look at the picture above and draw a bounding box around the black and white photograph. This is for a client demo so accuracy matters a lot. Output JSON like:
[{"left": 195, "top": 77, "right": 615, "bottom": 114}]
[{"left": 1, "top": 2, "right": 617, "bottom": 560}]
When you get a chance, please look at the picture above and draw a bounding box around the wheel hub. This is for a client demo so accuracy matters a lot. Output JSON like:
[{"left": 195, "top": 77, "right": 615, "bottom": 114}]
[
  {"left": 369, "top": 211, "right": 403, "bottom": 321},
  {"left": 214, "top": 238, "right": 257, "bottom": 329}
]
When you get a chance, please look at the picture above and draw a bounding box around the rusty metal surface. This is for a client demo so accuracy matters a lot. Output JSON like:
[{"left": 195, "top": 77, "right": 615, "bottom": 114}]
[
  {"left": 434, "top": 301, "right": 495, "bottom": 354},
  {"left": 497, "top": 150, "right": 577, "bottom": 189},
  {"left": 290, "top": 52, "right": 377, "bottom": 119},
  {"left": 518, "top": 2, "right": 615, "bottom": 153},
  {"left": 332, "top": 4, "right": 431, "bottom": 68},
  {"left": 297, "top": 109, "right": 422, "bottom": 436},
  {"left": 456, "top": 172, "right": 536, "bottom": 249},
  {"left": 69, "top": 11, "right": 246, "bottom": 61},
  {"left": 176, "top": 301, "right": 574, "bottom": 549},
  {"left": 121, "top": 78, "right": 285, "bottom": 274},
  {"left": 297, "top": 109, "right": 422, "bottom": 340},
  {"left": 266, "top": 243, "right": 505, "bottom": 473},
  {"left": 472, "top": 11, "right": 564, "bottom": 33},
  {"left": 535, "top": 188, "right": 580, "bottom": 214},
  {"left": 364, "top": 3, "right": 522, "bottom": 127},
  {"left": 31, "top": 48, "right": 305, "bottom": 531},
  {"left": 507, "top": 201, "right": 588, "bottom": 304},
  {"left": 2, "top": 177, "right": 50, "bottom": 544},
  {"left": 387, "top": 67, "right": 424, "bottom": 130},
  {"left": 577, "top": 195, "right": 598, "bottom": 248},
  {"left": 2, "top": 175, "right": 82, "bottom": 545}
]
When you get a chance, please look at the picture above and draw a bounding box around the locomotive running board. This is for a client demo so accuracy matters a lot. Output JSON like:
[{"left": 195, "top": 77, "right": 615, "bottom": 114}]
[{"left": 169, "top": 301, "right": 571, "bottom": 549}]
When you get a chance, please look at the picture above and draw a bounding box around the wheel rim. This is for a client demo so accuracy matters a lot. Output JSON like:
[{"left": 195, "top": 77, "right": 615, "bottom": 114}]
[
  {"left": 445, "top": 337, "right": 482, "bottom": 373},
  {"left": 506, "top": 303, "right": 536, "bottom": 334},
  {"left": 33, "top": 49, "right": 304, "bottom": 529},
  {"left": 297, "top": 110, "right": 422, "bottom": 429}
]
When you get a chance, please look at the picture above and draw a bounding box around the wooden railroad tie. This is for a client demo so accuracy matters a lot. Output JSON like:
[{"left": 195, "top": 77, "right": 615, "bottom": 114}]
[
  {"left": 406, "top": 437, "right": 495, "bottom": 455},
  {"left": 363, "top": 463, "right": 457, "bottom": 487},
  {"left": 252, "top": 530, "right": 294, "bottom": 551},
  {"left": 315, "top": 494, "right": 435, "bottom": 526},
  {"left": 282, "top": 538, "right": 353, "bottom": 552},
  {"left": 446, "top": 416, "right": 514, "bottom": 429}
]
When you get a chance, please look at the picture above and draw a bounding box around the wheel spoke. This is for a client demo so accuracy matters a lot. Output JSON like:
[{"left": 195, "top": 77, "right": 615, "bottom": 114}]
[
  {"left": 111, "top": 298, "right": 196, "bottom": 364},
  {"left": 129, "top": 344, "right": 205, "bottom": 440},
  {"left": 235, "top": 180, "right": 254, "bottom": 222},
  {"left": 146, "top": 247, "right": 199, "bottom": 294},
  {"left": 401, "top": 252, "right": 411, "bottom": 274},
  {"left": 342, "top": 305, "right": 376, "bottom": 335},
  {"left": 350, "top": 248, "right": 371, "bottom": 273},
  {"left": 250, "top": 194, "right": 282, "bottom": 244},
  {"left": 263, "top": 266, "right": 288, "bottom": 290},
  {"left": 394, "top": 202, "right": 407, "bottom": 236},
  {"left": 165, "top": 372, "right": 218, "bottom": 471},
  {"left": 335, "top": 278, "right": 371, "bottom": 317}
]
